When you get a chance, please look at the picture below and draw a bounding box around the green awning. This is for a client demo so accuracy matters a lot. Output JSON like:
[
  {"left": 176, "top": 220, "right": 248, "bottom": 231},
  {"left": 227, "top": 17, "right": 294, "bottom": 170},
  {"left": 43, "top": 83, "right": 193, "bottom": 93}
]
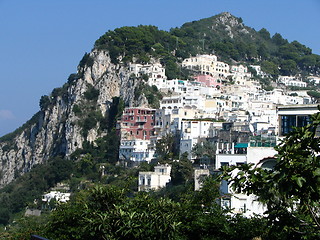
[{"left": 234, "top": 143, "right": 248, "bottom": 148}]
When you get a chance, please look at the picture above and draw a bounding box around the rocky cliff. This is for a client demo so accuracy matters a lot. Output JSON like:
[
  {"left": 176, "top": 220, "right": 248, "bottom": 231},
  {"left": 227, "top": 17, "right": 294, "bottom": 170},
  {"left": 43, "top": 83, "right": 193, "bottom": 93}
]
[{"left": 0, "top": 49, "right": 148, "bottom": 187}]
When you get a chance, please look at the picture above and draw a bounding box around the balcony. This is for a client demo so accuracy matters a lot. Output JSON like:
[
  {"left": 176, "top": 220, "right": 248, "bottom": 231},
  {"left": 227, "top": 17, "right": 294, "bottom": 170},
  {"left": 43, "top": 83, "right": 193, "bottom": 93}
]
[{"left": 249, "top": 135, "right": 277, "bottom": 147}]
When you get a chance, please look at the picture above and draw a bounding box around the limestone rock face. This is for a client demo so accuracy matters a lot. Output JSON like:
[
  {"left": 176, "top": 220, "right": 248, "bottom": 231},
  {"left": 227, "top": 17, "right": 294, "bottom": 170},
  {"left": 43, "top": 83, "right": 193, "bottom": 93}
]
[
  {"left": 214, "top": 12, "right": 250, "bottom": 38},
  {"left": 0, "top": 49, "right": 147, "bottom": 187}
]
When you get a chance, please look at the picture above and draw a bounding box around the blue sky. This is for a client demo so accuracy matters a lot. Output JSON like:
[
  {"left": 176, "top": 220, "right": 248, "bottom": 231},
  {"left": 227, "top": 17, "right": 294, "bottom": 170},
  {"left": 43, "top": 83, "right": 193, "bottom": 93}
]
[{"left": 0, "top": 0, "right": 319, "bottom": 137}]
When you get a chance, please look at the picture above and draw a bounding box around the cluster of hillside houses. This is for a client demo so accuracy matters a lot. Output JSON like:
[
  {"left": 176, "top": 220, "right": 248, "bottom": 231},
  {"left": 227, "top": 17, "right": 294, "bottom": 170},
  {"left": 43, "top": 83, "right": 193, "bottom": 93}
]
[
  {"left": 118, "top": 54, "right": 317, "bottom": 163},
  {"left": 42, "top": 54, "right": 319, "bottom": 217},
  {"left": 118, "top": 54, "right": 319, "bottom": 216}
]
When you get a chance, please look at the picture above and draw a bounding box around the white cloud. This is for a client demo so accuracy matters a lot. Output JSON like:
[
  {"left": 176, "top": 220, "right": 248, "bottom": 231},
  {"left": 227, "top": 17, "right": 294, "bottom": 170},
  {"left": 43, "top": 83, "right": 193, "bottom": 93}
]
[{"left": 0, "top": 110, "right": 15, "bottom": 120}]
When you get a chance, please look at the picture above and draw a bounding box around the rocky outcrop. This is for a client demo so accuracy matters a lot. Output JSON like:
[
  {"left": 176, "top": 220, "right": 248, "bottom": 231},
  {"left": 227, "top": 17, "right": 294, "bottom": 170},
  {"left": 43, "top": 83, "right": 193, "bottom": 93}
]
[
  {"left": 0, "top": 49, "right": 147, "bottom": 187},
  {"left": 216, "top": 12, "right": 250, "bottom": 39}
]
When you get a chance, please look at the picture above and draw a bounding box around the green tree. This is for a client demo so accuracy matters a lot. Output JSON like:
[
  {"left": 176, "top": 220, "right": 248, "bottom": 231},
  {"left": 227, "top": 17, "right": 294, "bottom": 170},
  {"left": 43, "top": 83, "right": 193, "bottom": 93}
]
[
  {"left": 44, "top": 185, "right": 182, "bottom": 240},
  {"left": 307, "top": 90, "right": 320, "bottom": 103},
  {"left": 84, "top": 85, "right": 100, "bottom": 101},
  {"left": 299, "top": 54, "right": 317, "bottom": 70},
  {"left": 77, "top": 153, "right": 94, "bottom": 175},
  {"left": 39, "top": 95, "right": 51, "bottom": 111},
  {"left": 261, "top": 60, "right": 279, "bottom": 78},
  {"left": 155, "top": 134, "right": 178, "bottom": 163},
  {"left": 171, "top": 158, "right": 193, "bottom": 185},
  {"left": 280, "top": 59, "right": 297, "bottom": 75},
  {"left": 271, "top": 33, "right": 288, "bottom": 46},
  {"left": 257, "top": 43, "right": 269, "bottom": 59},
  {"left": 192, "top": 139, "right": 216, "bottom": 166},
  {"left": 258, "top": 28, "right": 271, "bottom": 40},
  {"left": 223, "top": 108, "right": 320, "bottom": 238}
]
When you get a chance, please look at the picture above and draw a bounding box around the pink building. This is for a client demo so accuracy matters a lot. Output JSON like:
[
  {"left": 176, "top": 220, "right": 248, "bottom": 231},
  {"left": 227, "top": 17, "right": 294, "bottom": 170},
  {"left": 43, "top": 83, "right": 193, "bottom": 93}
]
[
  {"left": 194, "top": 75, "right": 222, "bottom": 88},
  {"left": 118, "top": 107, "right": 156, "bottom": 140}
]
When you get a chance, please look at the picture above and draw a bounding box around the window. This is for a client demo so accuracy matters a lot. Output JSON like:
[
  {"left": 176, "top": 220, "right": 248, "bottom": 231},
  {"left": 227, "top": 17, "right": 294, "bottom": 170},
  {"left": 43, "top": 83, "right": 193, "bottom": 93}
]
[
  {"left": 280, "top": 115, "right": 296, "bottom": 135},
  {"left": 297, "top": 115, "right": 311, "bottom": 128}
]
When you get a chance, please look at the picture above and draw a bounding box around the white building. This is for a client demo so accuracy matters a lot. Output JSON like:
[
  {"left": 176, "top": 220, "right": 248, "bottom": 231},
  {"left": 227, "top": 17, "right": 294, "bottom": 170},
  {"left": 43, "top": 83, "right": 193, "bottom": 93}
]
[
  {"left": 180, "top": 120, "right": 218, "bottom": 159},
  {"left": 278, "top": 76, "right": 307, "bottom": 88},
  {"left": 250, "top": 65, "right": 269, "bottom": 78},
  {"left": 119, "top": 139, "right": 155, "bottom": 162},
  {"left": 182, "top": 54, "right": 229, "bottom": 78},
  {"left": 230, "top": 64, "right": 252, "bottom": 85},
  {"left": 138, "top": 164, "right": 172, "bottom": 191},
  {"left": 276, "top": 104, "right": 319, "bottom": 136},
  {"left": 160, "top": 95, "right": 206, "bottom": 114},
  {"left": 161, "top": 78, "right": 220, "bottom": 97},
  {"left": 42, "top": 191, "right": 71, "bottom": 203},
  {"left": 219, "top": 146, "right": 277, "bottom": 217},
  {"left": 129, "top": 62, "right": 167, "bottom": 88}
]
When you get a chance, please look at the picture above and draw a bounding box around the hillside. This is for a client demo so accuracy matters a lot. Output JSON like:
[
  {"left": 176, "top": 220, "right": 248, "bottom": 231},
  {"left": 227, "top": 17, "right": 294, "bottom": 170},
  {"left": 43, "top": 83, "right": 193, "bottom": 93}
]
[
  {"left": 0, "top": 12, "right": 319, "bottom": 222},
  {"left": 1, "top": 12, "right": 320, "bottom": 186}
]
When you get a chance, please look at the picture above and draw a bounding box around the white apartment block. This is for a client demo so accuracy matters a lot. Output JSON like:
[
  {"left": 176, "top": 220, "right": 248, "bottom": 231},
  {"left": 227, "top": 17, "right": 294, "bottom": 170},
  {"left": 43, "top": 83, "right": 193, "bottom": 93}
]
[
  {"left": 160, "top": 95, "right": 206, "bottom": 114},
  {"left": 230, "top": 64, "right": 248, "bottom": 74},
  {"left": 219, "top": 146, "right": 277, "bottom": 217},
  {"left": 162, "top": 79, "right": 220, "bottom": 97},
  {"left": 182, "top": 54, "right": 229, "bottom": 78},
  {"left": 223, "top": 80, "right": 262, "bottom": 102},
  {"left": 129, "top": 62, "right": 167, "bottom": 88},
  {"left": 165, "top": 79, "right": 202, "bottom": 96},
  {"left": 164, "top": 79, "right": 186, "bottom": 92},
  {"left": 138, "top": 164, "right": 172, "bottom": 191},
  {"left": 247, "top": 101, "right": 277, "bottom": 124},
  {"left": 230, "top": 64, "right": 252, "bottom": 84},
  {"left": 278, "top": 76, "right": 307, "bottom": 88},
  {"left": 119, "top": 139, "right": 155, "bottom": 162},
  {"left": 254, "top": 89, "right": 307, "bottom": 106},
  {"left": 180, "top": 120, "right": 217, "bottom": 159}
]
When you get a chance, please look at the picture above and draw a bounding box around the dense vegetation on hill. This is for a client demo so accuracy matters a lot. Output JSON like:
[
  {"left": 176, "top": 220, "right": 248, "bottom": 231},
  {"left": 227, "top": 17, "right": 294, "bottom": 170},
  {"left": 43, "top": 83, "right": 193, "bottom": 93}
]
[{"left": 95, "top": 13, "right": 320, "bottom": 80}]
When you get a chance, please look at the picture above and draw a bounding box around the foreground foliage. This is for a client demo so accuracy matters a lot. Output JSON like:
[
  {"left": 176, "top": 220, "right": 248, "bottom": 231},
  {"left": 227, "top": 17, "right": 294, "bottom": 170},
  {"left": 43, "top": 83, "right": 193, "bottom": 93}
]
[
  {"left": 223, "top": 107, "right": 320, "bottom": 239},
  {"left": 2, "top": 178, "right": 269, "bottom": 240}
]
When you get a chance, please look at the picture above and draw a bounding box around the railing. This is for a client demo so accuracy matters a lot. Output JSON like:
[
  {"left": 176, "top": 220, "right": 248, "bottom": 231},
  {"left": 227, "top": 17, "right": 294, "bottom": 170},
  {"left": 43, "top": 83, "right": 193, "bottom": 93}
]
[{"left": 249, "top": 135, "right": 277, "bottom": 147}]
